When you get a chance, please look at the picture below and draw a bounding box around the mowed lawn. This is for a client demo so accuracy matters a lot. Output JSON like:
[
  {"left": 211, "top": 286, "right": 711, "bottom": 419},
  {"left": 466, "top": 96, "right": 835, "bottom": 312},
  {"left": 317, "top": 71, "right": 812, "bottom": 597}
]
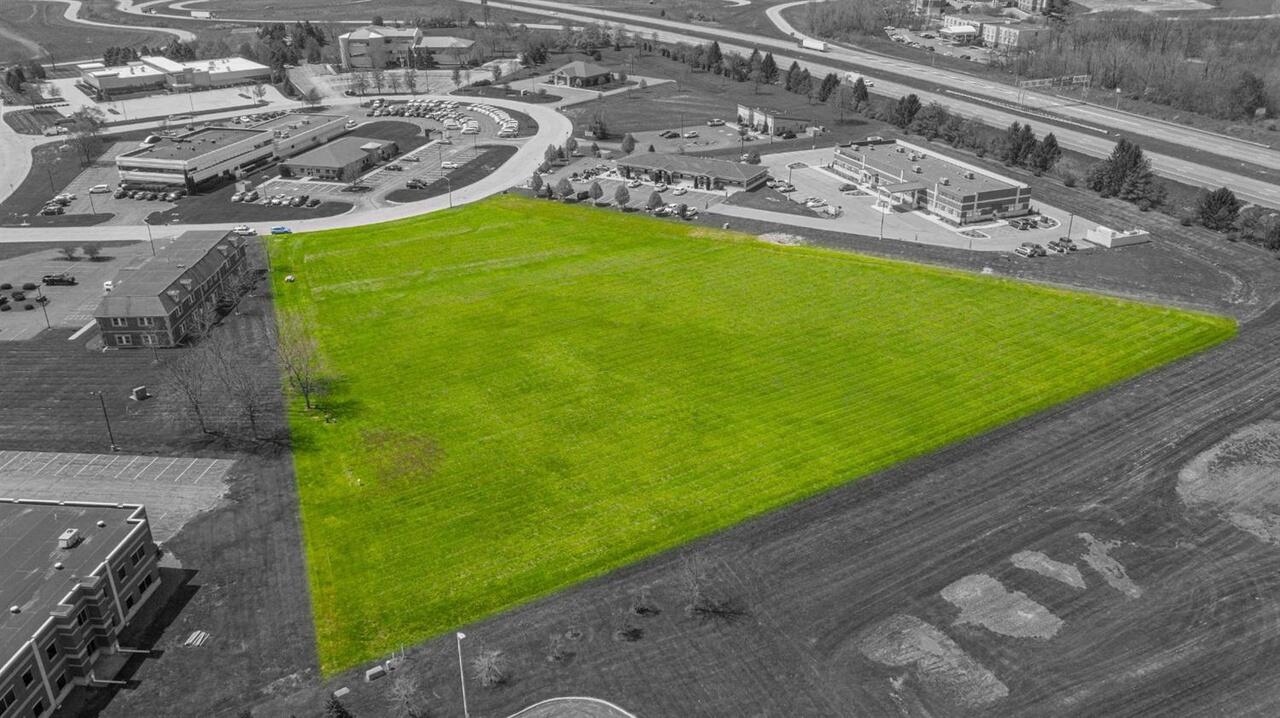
[{"left": 269, "top": 196, "right": 1235, "bottom": 673}]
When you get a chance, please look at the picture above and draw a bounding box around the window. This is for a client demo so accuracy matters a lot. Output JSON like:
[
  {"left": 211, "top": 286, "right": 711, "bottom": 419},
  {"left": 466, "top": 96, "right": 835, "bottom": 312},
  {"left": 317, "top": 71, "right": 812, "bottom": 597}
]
[
  {"left": 141, "top": 334, "right": 156, "bottom": 346},
  {"left": 76, "top": 608, "right": 88, "bottom": 626},
  {"left": 1, "top": 689, "right": 16, "bottom": 710},
  {"left": 32, "top": 699, "right": 45, "bottom": 717},
  {"left": 139, "top": 573, "right": 155, "bottom": 592},
  {"left": 45, "top": 643, "right": 57, "bottom": 660},
  {"left": 125, "top": 594, "right": 136, "bottom": 610},
  {"left": 88, "top": 643, "right": 99, "bottom": 659},
  {"left": 115, "top": 335, "right": 132, "bottom": 346},
  {"left": 55, "top": 674, "right": 67, "bottom": 691},
  {"left": 130, "top": 546, "right": 146, "bottom": 565},
  {"left": 21, "top": 669, "right": 33, "bottom": 687},
  {"left": 137, "top": 316, "right": 155, "bottom": 327},
  {"left": 110, "top": 317, "right": 127, "bottom": 327}
]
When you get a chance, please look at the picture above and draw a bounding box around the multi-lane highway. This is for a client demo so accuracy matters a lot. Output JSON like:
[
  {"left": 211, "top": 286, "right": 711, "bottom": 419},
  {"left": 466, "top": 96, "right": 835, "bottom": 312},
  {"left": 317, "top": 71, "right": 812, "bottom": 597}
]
[{"left": 450, "top": 0, "right": 1280, "bottom": 207}]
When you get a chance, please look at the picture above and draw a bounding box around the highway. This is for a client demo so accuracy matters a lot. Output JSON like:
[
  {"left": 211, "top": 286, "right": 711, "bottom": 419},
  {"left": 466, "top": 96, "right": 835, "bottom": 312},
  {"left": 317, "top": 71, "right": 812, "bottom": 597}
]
[{"left": 450, "top": 0, "right": 1280, "bottom": 207}]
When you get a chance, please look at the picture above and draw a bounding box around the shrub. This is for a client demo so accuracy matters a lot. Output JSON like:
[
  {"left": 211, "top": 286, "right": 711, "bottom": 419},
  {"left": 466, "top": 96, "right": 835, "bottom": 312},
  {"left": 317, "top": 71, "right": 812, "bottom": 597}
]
[
  {"left": 21, "top": 283, "right": 37, "bottom": 291},
  {"left": 24, "top": 304, "right": 34, "bottom": 310},
  {"left": 0, "top": 283, "right": 10, "bottom": 290},
  {"left": 1061, "top": 171, "right": 1077, "bottom": 188},
  {"left": 0, "top": 304, "right": 10, "bottom": 312}
]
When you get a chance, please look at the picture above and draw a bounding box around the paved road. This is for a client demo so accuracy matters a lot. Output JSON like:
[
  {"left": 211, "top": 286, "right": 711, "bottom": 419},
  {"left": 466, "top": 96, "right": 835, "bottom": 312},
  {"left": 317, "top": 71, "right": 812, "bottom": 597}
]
[
  {"left": 0, "top": 94, "right": 572, "bottom": 241},
  {"left": 458, "top": 0, "right": 1280, "bottom": 208},
  {"left": 30, "top": 0, "right": 196, "bottom": 41}
]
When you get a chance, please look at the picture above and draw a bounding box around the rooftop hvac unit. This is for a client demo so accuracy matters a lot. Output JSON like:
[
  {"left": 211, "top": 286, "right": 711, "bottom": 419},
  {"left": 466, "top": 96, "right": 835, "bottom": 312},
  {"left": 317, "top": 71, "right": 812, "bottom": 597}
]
[
  {"left": 964, "top": 171, "right": 976, "bottom": 179},
  {"left": 179, "top": 278, "right": 193, "bottom": 287},
  {"left": 912, "top": 165, "right": 922, "bottom": 174},
  {"left": 940, "top": 177, "right": 950, "bottom": 185},
  {"left": 895, "top": 146, "right": 906, "bottom": 153},
  {"left": 58, "top": 528, "right": 81, "bottom": 549}
]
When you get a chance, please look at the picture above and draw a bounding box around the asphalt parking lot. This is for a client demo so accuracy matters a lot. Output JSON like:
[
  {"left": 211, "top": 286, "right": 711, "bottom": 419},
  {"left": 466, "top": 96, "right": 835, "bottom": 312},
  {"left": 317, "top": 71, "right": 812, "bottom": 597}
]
[
  {"left": 0, "top": 243, "right": 151, "bottom": 340},
  {"left": 543, "top": 157, "right": 726, "bottom": 211},
  {"left": 0, "top": 450, "right": 233, "bottom": 542}
]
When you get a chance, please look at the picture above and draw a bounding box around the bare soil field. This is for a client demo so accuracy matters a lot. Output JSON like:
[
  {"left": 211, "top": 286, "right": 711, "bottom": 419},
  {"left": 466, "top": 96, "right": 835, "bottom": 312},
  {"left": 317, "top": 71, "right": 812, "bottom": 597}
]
[{"left": 0, "top": 0, "right": 174, "bottom": 61}]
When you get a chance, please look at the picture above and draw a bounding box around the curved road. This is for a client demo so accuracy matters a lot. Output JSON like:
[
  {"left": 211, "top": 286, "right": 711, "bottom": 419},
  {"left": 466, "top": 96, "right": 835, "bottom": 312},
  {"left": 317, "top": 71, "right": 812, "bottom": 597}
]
[
  {"left": 451, "top": 0, "right": 1280, "bottom": 207},
  {"left": 31, "top": 0, "right": 197, "bottom": 42},
  {"left": 0, "top": 94, "right": 572, "bottom": 242}
]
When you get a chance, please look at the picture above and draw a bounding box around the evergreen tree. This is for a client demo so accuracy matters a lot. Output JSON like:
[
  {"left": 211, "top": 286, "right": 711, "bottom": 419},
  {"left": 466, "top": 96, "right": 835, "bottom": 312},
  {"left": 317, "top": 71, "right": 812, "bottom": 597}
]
[
  {"left": 816, "top": 72, "right": 840, "bottom": 103},
  {"left": 705, "top": 41, "right": 723, "bottom": 71},
  {"left": 647, "top": 190, "right": 664, "bottom": 209},
  {"left": 783, "top": 61, "right": 802, "bottom": 91},
  {"left": 614, "top": 185, "right": 630, "bottom": 206},
  {"left": 760, "top": 53, "right": 778, "bottom": 84},
  {"left": 589, "top": 180, "right": 603, "bottom": 200},
  {"left": 555, "top": 177, "right": 574, "bottom": 197},
  {"left": 1228, "top": 71, "right": 1269, "bottom": 120},
  {"left": 851, "top": 77, "right": 869, "bottom": 108},
  {"left": 1196, "top": 187, "right": 1242, "bottom": 231},
  {"left": 621, "top": 133, "right": 637, "bottom": 154},
  {"left": 1030, "top": 133, "right": 1061, "bottom": 173},
  {"left": 891, "top": 94, "right": 922, "bottom": 129},
  {"left": 529, "top": 172, "right": 543, "bottom": 192}
]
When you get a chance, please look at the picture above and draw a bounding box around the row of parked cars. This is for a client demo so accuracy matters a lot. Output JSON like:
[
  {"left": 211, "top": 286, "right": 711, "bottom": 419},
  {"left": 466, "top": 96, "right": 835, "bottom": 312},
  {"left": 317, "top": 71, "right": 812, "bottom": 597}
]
[
  {"left": 114, "top": 188, "right": 184, "bottom": 202},
  {"left": 230, "top": 110, "right": 290, "bottom": 126},
  {"left": 463, "top": 103, "right": 520, "bottom": 138},
  {"left": 38, "top": 192, "right": 76, "bottom": 216},
  {"left": 232, "top": 190, "right": 321, "bottom": 208},
  {"left": 1015, "top": 237, "right": 1077, "bottom": 257}
]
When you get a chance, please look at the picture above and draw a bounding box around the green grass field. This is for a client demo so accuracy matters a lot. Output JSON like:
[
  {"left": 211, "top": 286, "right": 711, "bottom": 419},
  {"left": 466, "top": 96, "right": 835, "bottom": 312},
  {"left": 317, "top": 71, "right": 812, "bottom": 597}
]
[{"left": 269, "top": 196, "right": 1235, "bottom": 674}]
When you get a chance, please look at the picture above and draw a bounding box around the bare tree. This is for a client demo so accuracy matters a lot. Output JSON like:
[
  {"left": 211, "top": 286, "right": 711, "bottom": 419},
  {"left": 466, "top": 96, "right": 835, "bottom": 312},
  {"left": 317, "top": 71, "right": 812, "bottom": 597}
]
[
  {"left": 404, "top": 69, "right": 418, "bottom": 95},
  {"left": 546, "top": 633, "right": 571, "bottom": 663},
  {"left": 388, "top": 72, "right": 402, "bottom": 94},
  {"left": 160, "top": 348, "right": 216, "bottom": 436},
  {"left": 470, "top": 648, "right": 508, "bottom": 688},
  {"left": 251, "top": 83, "right": 268, "bottom": 104},
  {"left": 58, "top": 246, "right": 78, "bottom": 262},
  {"left": 274, "top": 312, "right": 326, "bottom": 410},
  {"left": 679, "top": 553, "right": 745, "bottom": 623},
  {"left": 371, "top": 67, "right": 385, "bottom": 94},
  {"left": 81, "top": 243, "right": 102, "bottom": 261},
  {"left": 386, "top": 674, "right": 425, "bottom": 718},
  {"left": 350, "top": 71, "right": 369, "bottom": 96},
  {"left": 303, "top": 87, "right": 322, "bottom": 108},
  {"left": 67, "top": 107, "right": 106, "bottom": 166}
]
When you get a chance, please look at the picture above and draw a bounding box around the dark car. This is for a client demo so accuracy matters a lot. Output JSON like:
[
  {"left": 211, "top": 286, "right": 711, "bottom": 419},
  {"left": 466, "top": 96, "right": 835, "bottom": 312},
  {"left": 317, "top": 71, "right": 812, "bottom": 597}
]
[
  {"left": 11, "top": 291, "right": 25, "bottom": 301},
  {"left": 113, "top": 189, "right": 129, "bottom": 199},
  {"left": 306, "top": 198, "right": 321, "bottom": 208},
  {"left": 576, "top": 191, "right": 591, "bottom": 201},
  {"left": 42, "top": 273, "right": 77, "bottom": 286}
]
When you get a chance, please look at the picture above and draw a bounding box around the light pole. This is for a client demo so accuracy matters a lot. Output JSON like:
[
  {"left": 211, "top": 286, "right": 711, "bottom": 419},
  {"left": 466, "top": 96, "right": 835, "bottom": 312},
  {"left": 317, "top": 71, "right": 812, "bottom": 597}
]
[
  {"left": 36, "top": 288, "right": 50, "bottom": 329},
  {"left": 144, "top": 222, "right": 156, "bottom": 256},
  {"left": 89, "top": 391, "right": 119, "bottom": 452},
  {"left": 87, "top": 191, "right": 97, "bottom": 215},
  {"left": 1065, "top": 212, "right": 1074, "bottom": 239},
  {"left": 1114, "top": 87, "right": 1121, "bottom": 111},
  {"left": 455, "top": 632, "right": 470, "bottom": 718},
  {"left": 878, "top": 201, "right": 886, "bottom": 240},
  {"left": 445, "top": 176, "right": 453, "bottom": 208}
]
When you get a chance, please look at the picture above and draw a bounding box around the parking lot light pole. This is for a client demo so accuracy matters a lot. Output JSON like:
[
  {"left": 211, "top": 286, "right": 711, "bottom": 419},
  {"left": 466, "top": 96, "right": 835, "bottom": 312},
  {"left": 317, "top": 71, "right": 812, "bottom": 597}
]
[
  {"left": 89, "top": 391, "right": 119, "bottom": 452},
  {"left": 36, "top": 288, "right": 50, "bottom": 329},
  {"left": 456, "top": 632, "right": 469, "bottom": 718},
  {"left": 445, "top": 176, "right": 453, "bottom": 208},
  {"left": 144, "top": 222, "right": 156, "bottom": 256}
]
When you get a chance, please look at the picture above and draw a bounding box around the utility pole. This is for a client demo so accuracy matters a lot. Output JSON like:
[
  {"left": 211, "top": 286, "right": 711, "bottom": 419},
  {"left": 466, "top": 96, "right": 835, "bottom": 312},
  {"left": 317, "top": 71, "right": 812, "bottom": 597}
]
[{"left": 89, "top": 391, "right": 119, "bottom": 452}]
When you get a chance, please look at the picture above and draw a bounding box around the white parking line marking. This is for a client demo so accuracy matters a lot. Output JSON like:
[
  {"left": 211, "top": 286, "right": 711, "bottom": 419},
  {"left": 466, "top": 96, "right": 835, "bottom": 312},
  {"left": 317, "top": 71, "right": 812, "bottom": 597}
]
[
  {"left": 133, "top": 457, "right": 159, "bottom": 480},
  {"left": 193, "top": 461, "right": 218, "bottom": 483},
  {"left": 114, "top": 456, "right": 140, "bottom": 478},
  {"left": 154, "top": 457, "right": 179, "bottom": 481},
  {"left": 0, "top": 452, "right": 28, "bottom": 471},
  {"left": 173, "top": 459, "right": 199, "bottom": 483}
]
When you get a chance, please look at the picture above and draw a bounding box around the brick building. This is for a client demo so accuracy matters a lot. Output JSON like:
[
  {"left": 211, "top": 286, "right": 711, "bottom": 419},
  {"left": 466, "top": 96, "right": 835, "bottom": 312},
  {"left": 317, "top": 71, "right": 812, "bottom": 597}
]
[
  {"left": 0, "top": 500, "right": 161, "bottom": 717},
  {"left": 94, "top": 230, "right": 248, "bottom": 348},
  {"left": 281, "top": 136, "right": 398, "bottom": 182},
  {"left": 830, "top": 139, "right": 1031, "bottom": 225}
]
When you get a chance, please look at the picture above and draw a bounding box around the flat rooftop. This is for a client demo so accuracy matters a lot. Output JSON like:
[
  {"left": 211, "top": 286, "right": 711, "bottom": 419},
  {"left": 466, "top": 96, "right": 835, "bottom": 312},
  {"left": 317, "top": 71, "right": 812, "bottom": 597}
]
[
  {"left": 250, "top": 113, "right": 346, "bottom": 131},
  {"left": 121, "top": 127, "right": 269, "bottom": 162},
  {"left": 0, "top": 501, "right": 143, "bottom": 662},
  {"left": 836, "top": 140, "right": 1026, "bottom": 197}
]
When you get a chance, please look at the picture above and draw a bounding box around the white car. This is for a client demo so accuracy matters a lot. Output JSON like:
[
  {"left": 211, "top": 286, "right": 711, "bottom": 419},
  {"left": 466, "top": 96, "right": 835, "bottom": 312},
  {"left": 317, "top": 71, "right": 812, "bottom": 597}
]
[
  {"left": 345, "top": 120, "right": 359, "bottom": 129},
  {"left": 654, "top": 183, "right": 668, "bottom": 192},
  {"left": 627, "top": 179, "right": 642, "bottom": 188},
  {"left": 442, "top": 161, "right": 460, "bottom": 169},
  {"left": 683, "top": 131, "right": 698, "bottom": 138},
  {"left": 672, "top": 187, "right": 688, "bottom": 196},
  {"left": 232, "top": 224, "right": 255, "bottom": 236},
  {"left": 89, "top": 184, "right": 111, "bottom": 194}
]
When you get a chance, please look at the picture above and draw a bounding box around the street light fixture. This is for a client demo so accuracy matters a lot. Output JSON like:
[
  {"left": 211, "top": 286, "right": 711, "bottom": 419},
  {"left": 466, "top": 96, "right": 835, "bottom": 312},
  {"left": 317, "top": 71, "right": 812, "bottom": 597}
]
[
  {"left": 455, "top": 632, "right": 470, "bottom": 718},
  {"left": 89, "top": 391, "right": 119, "bottom": 452}
]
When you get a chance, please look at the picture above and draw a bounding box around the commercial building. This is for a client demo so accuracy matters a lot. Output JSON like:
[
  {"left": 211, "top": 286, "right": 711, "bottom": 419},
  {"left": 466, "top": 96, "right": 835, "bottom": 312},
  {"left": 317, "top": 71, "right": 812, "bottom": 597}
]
[
  {"left": 115, "top": 113, "right": 347, "bottom": 189},
  {"left": 938, "top": 24, "right": 980, "bottom": 44},
  {"left": 616, "top": 153, "right": 770, "bottom": 192},
  {"left": 95, "top": 230, "right": 248, "bottom": 348},
  {"left": 736, "top": 105, "right": 811, "bottom": 136},
  {"left": 281, "top": 136, "right": 398, "bottom": 182},
  {"left": 0, "top": 500, "right": 161, "bottom": 717},
  {"left": 982, "top": 22, "right": 1048, "bottom": 50},
  {"left": 416, "top": 36, "right": 476, "bottom": 66},
  {"left": 78, "top": 55, "right": 270, "bottom": 98},
  {"left": 1017, "top": 0, "right": 1048, "bottom": 12},
  {"left": 549, "top": 61, "right": 614, "bottom": 88},
  {"left": 338, "top": 24, "right": 422, "bottom": 69},
  {"left": 830, "top": 139, "right": 1031, "bottom": 225}
]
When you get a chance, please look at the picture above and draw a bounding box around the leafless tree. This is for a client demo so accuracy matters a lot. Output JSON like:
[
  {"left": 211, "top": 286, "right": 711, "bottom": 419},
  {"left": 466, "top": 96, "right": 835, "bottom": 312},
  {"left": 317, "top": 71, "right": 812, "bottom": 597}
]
[
  {"left": 386, "top": 674, "right": 426, "bottom": 718},
  {"left": 81, "top": 243, "right": 102, "bottom": 261},
  {"left": 59, "top": 246, "right": 78, "bottom": 261},
  {"left": 404, "top": 69, "right": 418, "bottom": 95},
  {"left": 67, "top": 107, "right": 106, "bottom": 166},
  {"left": 251, "top": 83, "right": 268, "bottom": 103},
  {"left": 679, "top": 553, "right": 745, "bottom": 623},
  {"left": 546, "top": 633, "right": 571, "bottom": 663},
  {"left": 371, "top": 67, "right": 385, "bottom": 94},
  {"left": 388, "top": 72, "right": 402, "bottom": 94},
  {"left": 470, "top": 648, "right": 508, "bottom": 688},
  {"left": 273, "top": 312, "right": 326, "bottom": 410},
  {"left": 350, "top": 71, "right": 370, "bottom": 96},
  {"left": 160, "top": 348, "right": 216, "bottom": 436}
]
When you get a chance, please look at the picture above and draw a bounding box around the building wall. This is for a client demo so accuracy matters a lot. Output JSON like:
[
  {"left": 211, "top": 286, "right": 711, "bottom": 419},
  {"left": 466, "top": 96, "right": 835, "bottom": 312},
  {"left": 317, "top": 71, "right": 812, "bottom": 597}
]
[
  {"left": 97, "top": 239, "right": 248, "bottom": 348},
  {"left": 270, "top": 116, "right": 349, "bottom": 159},
  {"left": 116, "top": 133, "right": 275, "bottom": 189},
  {"left": 283, "top": 158, "right": 365, "bottom": 182},
  {"left": 0, "top": 509, "right": 160, "bottom": 717},
  {"left": 340, "top": 33, "right": 420, "bottom": 69}
]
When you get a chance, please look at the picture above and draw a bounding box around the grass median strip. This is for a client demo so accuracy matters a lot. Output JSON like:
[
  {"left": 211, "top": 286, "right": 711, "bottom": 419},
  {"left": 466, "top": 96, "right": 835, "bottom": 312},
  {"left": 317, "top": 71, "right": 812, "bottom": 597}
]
[{"left": 269, "top": 195, "right": 1235, "bottom": 673}]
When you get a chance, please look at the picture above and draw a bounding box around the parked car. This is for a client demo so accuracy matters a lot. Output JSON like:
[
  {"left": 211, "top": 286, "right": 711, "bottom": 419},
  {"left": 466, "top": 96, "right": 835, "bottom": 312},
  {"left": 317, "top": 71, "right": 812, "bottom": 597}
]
[
  {"left": 683, "top": 131, "right": 699, "bottom": 138},
  {"left": 385, "top": 164, "right": 403, "bottom": 171},
  {"left": 706, "top": 118, "right": 725, "bottom": 127},
  {"left": 38, "top": 206, "right": 63, "bottom": 215},
  {"left": 232, "top": 225, "right": 255, "bottom": 236},
  {"left": 113, "top": 189, "right": 129, "bottom": 199},
  {"left": 306, "top": 198, "right": 321, "bottom": 208},
  {"left": 231, "top": 192, "right": 245, "bottom": 202},
  {"left": 89, "top": 184, "right": 111, "bottom": 194},
  {"left": 442, "top": 161, "right": 460, "bottom": 169},
  {"left": 672, "top": 187, "right": 688, "bottom": 196},
  {"left": 270, "top": 226, "right": 292, "bottom": 234},
  {"left": 11, "top": 291, "right": 25, "bottom": 301},
  {"left": 41, "top": 273, "right": 77, "bottom": 286}
]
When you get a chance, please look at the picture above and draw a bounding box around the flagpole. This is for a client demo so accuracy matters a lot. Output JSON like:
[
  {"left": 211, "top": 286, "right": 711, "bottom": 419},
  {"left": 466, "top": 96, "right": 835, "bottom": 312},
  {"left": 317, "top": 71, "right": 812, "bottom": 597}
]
[{"left": 456, "top": 632, "right": 469, "bottom": 718}]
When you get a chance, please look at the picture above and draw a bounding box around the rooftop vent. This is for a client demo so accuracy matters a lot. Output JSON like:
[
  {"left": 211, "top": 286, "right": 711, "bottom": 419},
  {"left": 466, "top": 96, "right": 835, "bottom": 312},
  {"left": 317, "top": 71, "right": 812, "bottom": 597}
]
[
  {"left": 964, "top": 171, "right": 976, "bottom": 180},
  {"left": 58, "top": 528, "right": 81, "bottom": 549},
  {"left": 8, "top": 606, "right": 17, "bottom": 614},
  {"left": 940, "top": 177, "right": 950, "bottom": 185},
  {"left": 96, "top": 520, "right": 106, "bottom": 528},
  {"left": 912, "top": 165, "right": 922, "bottom": 174},
  {"left": 179, "top": 278, "right": 193, "bottom": 288}
]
